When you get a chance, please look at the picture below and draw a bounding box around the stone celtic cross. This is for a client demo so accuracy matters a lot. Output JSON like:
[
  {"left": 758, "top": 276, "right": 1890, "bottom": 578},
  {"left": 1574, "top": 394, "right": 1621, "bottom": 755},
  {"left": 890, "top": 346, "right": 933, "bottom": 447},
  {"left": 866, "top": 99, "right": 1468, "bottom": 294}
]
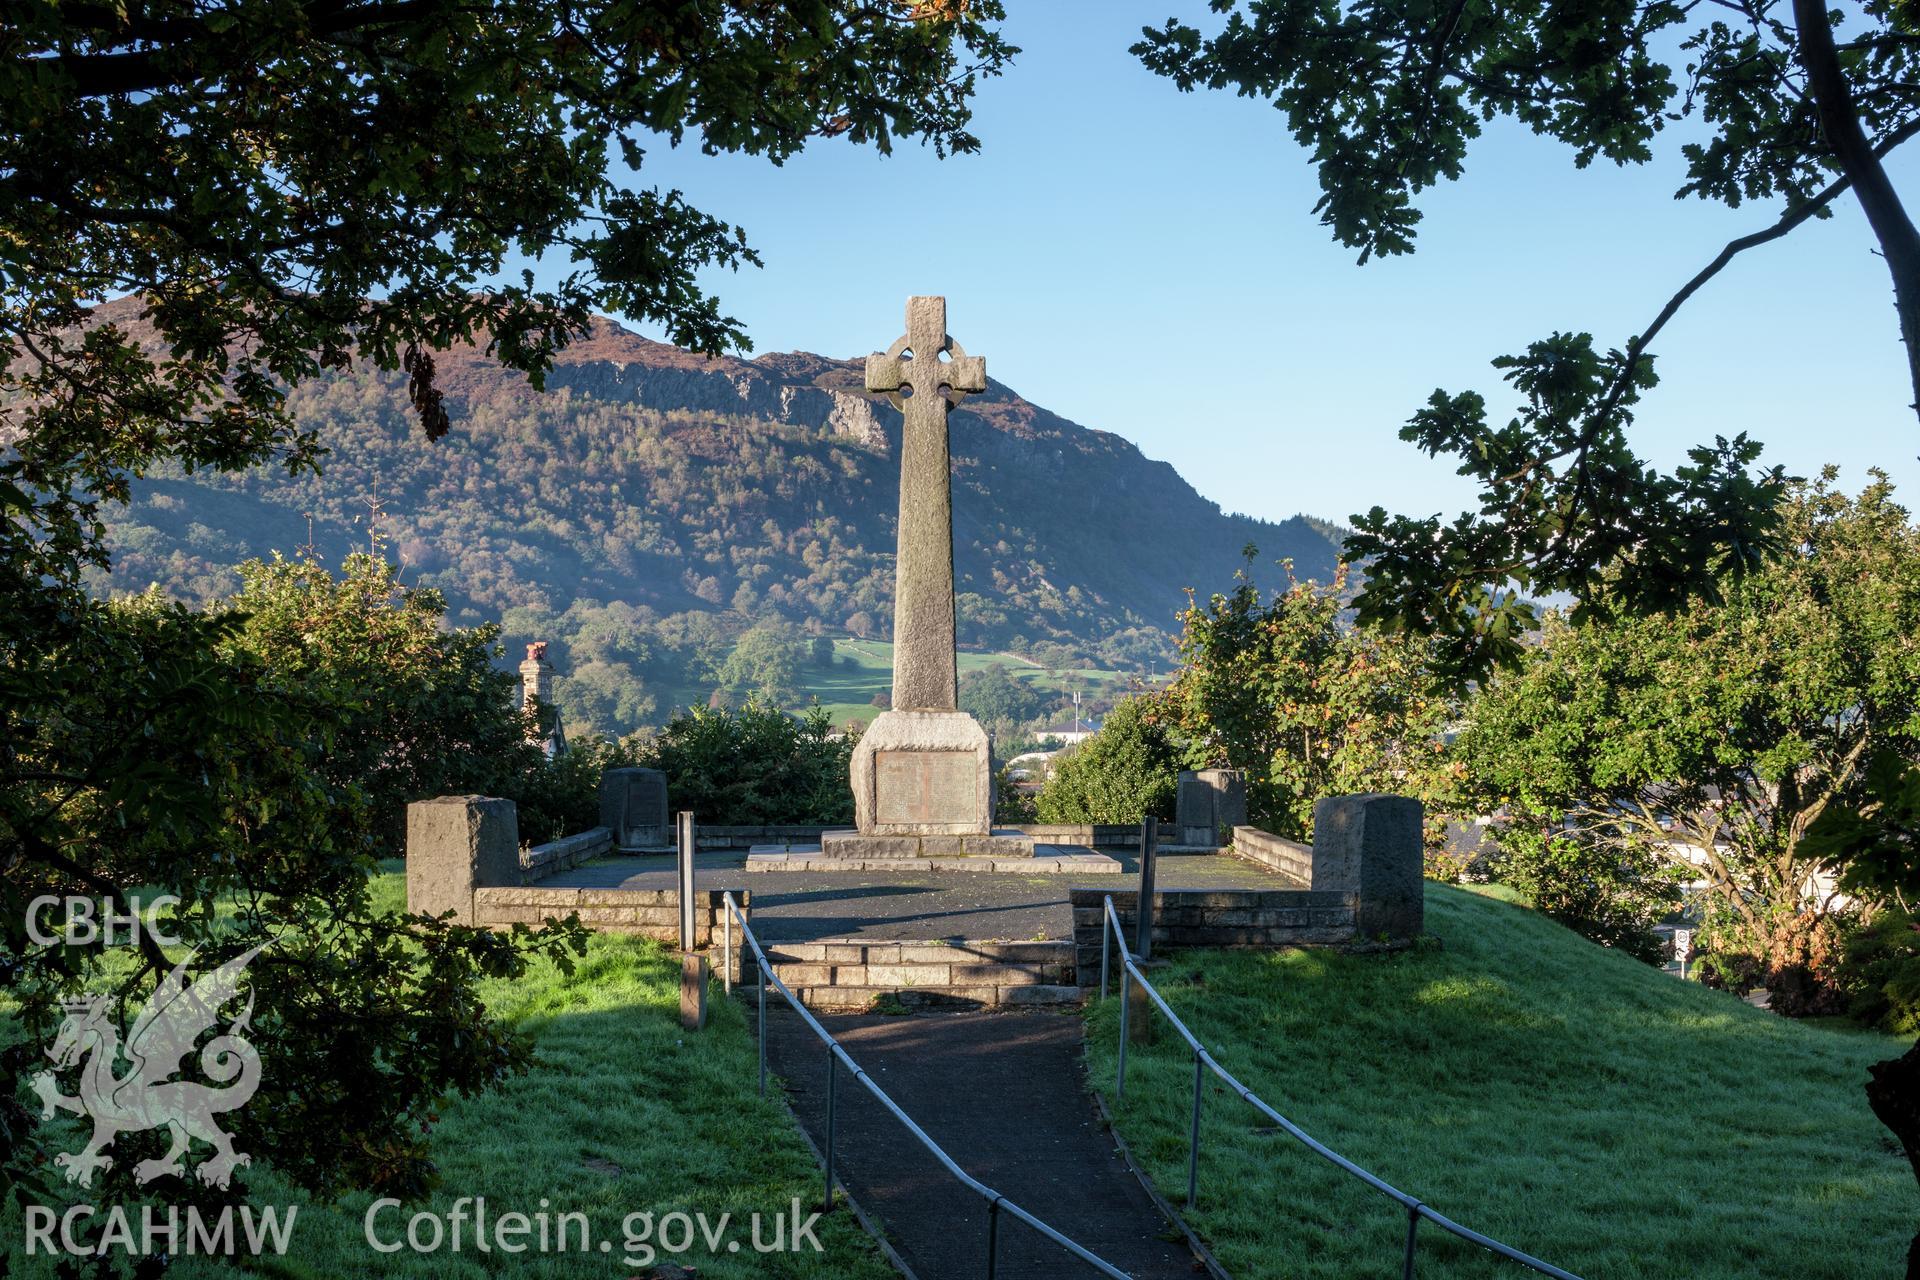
[{"left": 866, "top": 296, "right": 986, "bottom": 711}]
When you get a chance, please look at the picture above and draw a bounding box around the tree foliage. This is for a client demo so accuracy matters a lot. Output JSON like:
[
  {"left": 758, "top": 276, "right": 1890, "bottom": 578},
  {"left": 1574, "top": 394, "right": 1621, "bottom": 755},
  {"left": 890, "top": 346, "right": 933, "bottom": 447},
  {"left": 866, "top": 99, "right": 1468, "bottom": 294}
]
[
  {"left": 1837, "top": 909, "right": 1920, "bottom": 1034},
  {"left": 2, "top": 1, "right": 1011, "bottom": 1219},
  {"left": 716, "top": 622, "right": 804, "bottom": 709},
  {"left": 227, "top": 550, "right": 544, "bottom": 854},
  {"left": 1457, "top": 470, "right": 1920, "bottom": 977},
  {"left": 2, "top": 576, "right": 588, "bottom": 1214},
  {"left": 4, "top": 0, "right": 1013, "bottom": 586},
  {"left": 1158, "top": 557, "right": 1456, "bottom": 839},
  {"left": 1136, "top": 0, "right": 1920, "bottom": 678},
  {"left": 960, "top": 662, "right": 1050, "bottom": 740},
  {"left": 1803, "top": 749, "right": 1920, "bottom": 905}
]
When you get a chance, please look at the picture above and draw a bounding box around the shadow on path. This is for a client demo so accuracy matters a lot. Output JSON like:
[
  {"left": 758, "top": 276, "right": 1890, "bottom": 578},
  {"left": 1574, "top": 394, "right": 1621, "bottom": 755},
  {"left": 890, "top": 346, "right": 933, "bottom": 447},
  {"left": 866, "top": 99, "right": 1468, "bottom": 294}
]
[{"left": 763, "top": 1007, "right": 1199, "bottom": 1280}]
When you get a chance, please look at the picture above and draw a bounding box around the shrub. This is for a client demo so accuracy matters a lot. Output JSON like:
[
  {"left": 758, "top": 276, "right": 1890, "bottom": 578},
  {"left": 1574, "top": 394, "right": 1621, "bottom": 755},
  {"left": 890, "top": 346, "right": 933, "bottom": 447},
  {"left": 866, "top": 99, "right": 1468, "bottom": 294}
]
[
  {"left": 994, "top": 766, "right": 1040, "bottom": 823},
  {"left": 1488, "top": 826, "right": 1676, "bottom": 965},
  {"left": 1694, "top": 909, "right": 1851, "bottom": 1016},
  {"left": 1696, "top": 949, "right": 1767, "bottom": 996},
  {"left": 1757, "top": 910, "right": 1849, "bottom": 1018},
  {"left": 1036, "top": 698, "right": 1179, "bottom": 824},
  {"left": 642, "top": 703, "right": 853, "bottom": 825},
  {"left": 1837, "top": 910, "right": 1920, "bottom": 1034},
  {"left": 1160, "top": 559, "right": 1454, "bottom": 840}
]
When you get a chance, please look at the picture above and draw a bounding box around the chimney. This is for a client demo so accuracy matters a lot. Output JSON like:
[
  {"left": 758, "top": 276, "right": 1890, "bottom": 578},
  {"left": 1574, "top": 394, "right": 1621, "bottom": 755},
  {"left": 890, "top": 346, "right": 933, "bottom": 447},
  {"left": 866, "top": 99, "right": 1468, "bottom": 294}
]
[
  {"left": 519, "top": 642, "right": 567, "bottom": 759},
  {"left": 519, "top": 641, "right": 553, "bottom": 714}
]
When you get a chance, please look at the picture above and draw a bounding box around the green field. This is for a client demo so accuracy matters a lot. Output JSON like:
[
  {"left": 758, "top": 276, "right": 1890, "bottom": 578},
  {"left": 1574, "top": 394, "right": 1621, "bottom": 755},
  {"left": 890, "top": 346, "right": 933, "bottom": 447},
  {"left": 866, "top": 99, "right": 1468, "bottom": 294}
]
[
  {"left": 1086, "top": 882, "right": 1916, "bottom": 1280},
  {"left": 809, "top": 639, "right": 1139, "bottom": 727},
  {"left": 662, "top": 637, "right": 1142, "bottom": 730},
  {"left": 7, "top": 869, "right": 891, "bottom": 1280}
]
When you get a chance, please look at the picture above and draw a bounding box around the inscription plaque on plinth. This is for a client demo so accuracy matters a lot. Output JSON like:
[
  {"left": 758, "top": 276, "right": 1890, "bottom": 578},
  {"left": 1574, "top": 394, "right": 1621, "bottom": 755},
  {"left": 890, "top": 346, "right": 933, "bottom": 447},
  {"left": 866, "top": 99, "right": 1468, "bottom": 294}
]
[{"left": 875, "top": 751, "right": 976, "bottom": 826}]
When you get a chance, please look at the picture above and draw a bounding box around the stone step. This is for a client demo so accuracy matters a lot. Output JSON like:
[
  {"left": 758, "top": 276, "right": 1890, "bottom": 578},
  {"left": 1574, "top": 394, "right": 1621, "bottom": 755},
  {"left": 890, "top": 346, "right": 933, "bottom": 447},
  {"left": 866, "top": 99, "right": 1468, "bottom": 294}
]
[
  {"left": 742, "top": 939, "right": 1082, "bottom": 1012},
  {"left": 761, "top": 940, "right": 1075, "bottom": 966},
  {"left": 767, "top": 960, "right": 1076, "bottom": 987},
  {"left": 797, "top": 984, "right": 1082, "bottom": 1011}
]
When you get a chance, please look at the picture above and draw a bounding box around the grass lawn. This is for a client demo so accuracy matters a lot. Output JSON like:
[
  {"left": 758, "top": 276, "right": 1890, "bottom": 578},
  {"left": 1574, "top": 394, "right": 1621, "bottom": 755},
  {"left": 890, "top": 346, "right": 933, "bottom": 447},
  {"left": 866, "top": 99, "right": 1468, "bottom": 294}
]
[
  {"left": 6, "top": 868, "right": 892, "bottom": 1279},
  {"left": 1085, "top": 882, "right": 1915, "bottom": 1280}
]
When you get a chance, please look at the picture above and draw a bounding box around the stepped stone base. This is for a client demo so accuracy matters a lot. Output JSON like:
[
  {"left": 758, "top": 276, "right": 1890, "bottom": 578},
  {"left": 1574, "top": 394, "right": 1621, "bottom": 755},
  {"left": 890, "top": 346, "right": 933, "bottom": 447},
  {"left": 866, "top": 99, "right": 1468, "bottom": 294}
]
[
  {"left": 819, "top": 828, "right": 1035, "bottom": 859},
  {"left": 746, "top": 847, "right": 1120, "bottom": 875}
]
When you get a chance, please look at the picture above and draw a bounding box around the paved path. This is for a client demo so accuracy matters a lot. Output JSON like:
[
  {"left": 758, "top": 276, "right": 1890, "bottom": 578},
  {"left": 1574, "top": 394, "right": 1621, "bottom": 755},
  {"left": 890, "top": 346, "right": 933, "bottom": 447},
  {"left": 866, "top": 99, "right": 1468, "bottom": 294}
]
[
  {"left": 763, "top": 1008, "right": 1200, "bottom": 1280},
  {"left": 545, "top": 850, "right": 1280, "bottom": 943}
]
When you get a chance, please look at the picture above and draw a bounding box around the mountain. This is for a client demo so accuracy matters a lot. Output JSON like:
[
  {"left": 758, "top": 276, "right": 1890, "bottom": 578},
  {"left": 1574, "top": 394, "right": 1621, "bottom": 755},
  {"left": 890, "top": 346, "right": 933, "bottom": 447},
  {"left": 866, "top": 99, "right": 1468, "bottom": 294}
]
[{"left": 89, "top": 305, "right": 1346, "bottom": 729}]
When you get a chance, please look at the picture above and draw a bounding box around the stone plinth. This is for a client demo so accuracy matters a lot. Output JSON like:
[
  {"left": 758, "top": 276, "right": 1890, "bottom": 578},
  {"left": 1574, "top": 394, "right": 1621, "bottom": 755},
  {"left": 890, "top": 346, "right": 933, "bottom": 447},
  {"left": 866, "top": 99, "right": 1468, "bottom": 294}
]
[
  {"left": 1310, "top": 793, "right": 1424, "bottom": 941},
  {"left": 1176, "top": 768, "right": 1248, "bottom": 847},
  {"left": 599, "top": 766, "right": 670, "bottom": 849},
  {"left": 849, "top": 709, "right": 995, "bottom": 837},
  {"left": 406, "top": 795, "right": 520, "bottom": 925}
]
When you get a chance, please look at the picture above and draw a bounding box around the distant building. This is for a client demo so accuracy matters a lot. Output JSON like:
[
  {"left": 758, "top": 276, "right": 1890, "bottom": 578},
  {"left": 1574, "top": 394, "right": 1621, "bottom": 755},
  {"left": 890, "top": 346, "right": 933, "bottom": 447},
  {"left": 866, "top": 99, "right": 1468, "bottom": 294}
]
[
  {"left": 1004, "top": 749, "right": 1062, "bottom": 782},
  {"left": 1035, "top": 719, "right": 1100, "bottom": 747}
]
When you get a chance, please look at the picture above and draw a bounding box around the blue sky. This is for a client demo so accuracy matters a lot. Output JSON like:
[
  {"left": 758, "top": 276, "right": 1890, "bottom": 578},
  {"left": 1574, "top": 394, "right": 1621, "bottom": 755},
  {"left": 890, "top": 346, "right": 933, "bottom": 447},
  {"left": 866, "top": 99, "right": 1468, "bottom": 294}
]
[{"left": 585, "top": 1, "right": 1920, "bottom": 531}]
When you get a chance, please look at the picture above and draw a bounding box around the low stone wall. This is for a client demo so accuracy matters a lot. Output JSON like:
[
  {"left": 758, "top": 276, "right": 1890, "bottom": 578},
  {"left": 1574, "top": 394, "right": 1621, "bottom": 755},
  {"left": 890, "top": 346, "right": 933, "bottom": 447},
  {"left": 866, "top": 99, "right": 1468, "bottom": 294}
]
[
  {"left": 472, "top": 886, "right": 748, "bottom": 977},
  {"left": 541, "top": 821, "right": 1208, "bottom": 852},
  {"left": 1064, "top": 796, "right": 1429, "bottom": 972},
  {"left": 407, "top": 796, "right": 750, "bottom": 972},
  {"left": 521, "top": 826, "right": 612, "bottom": 883},
  {"left": 691, "top": 824, "right": 833, "bottom": 851},
  {"left": 1071, "top": 888, "right": 1359, "bottom": 980},
  {"left": 1230, "top": 826, "right": 1314, "bottom": 884}
]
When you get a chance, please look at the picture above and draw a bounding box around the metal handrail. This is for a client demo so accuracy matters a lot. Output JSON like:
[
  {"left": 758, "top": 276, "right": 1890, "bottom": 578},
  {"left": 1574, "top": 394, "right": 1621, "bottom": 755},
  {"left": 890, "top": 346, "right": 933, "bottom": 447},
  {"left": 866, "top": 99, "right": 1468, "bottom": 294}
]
[
  {"left": 722, "top": 891, "right": 1131, "bottom": 1280},
  {"left": 1101, "top": 895, "right": 1584, "bottom": 1280}
]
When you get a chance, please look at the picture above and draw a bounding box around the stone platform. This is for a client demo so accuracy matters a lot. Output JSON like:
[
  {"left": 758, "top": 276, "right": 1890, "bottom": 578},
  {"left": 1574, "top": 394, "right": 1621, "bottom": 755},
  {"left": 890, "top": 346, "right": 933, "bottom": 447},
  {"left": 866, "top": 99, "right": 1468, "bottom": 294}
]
[{"left": 745, "top": 846, "right": 1120, "bottom": 875}]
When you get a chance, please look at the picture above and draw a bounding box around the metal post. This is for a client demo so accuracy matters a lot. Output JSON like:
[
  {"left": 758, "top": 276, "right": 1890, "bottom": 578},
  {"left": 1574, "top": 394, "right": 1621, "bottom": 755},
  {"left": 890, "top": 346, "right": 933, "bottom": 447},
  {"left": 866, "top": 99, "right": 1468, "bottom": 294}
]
[
  {"left": 757, "top": 974, "right": 767, "bottom": 1097},
  {"left": 823, "top": 1049, "right": 837, "bottom": 1212},
  {"left": 1187, "top": 1049, "right": 1203, "bottom": 1209},
  {"left": 1099, "top": 913, "right": 1110, "bottom": 1000},
  {"left": 1116, "top": 968, "right": 1130, "bottom": 1101},
  {"left": 723, "top": 900, "right": 733, "bottom": 995},
  {"left": 984, "top": 1199, "right": 1000, "bottom": 1280},
  {"left": 1402, "top": 1204, "right": 1421, "bottom": 1280},
  {"left": 676, "top": 811, "right": 696, "bottom": 951},
  {"left": 1135, "top": 816, "right": 1159, "bottom": 962}
]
